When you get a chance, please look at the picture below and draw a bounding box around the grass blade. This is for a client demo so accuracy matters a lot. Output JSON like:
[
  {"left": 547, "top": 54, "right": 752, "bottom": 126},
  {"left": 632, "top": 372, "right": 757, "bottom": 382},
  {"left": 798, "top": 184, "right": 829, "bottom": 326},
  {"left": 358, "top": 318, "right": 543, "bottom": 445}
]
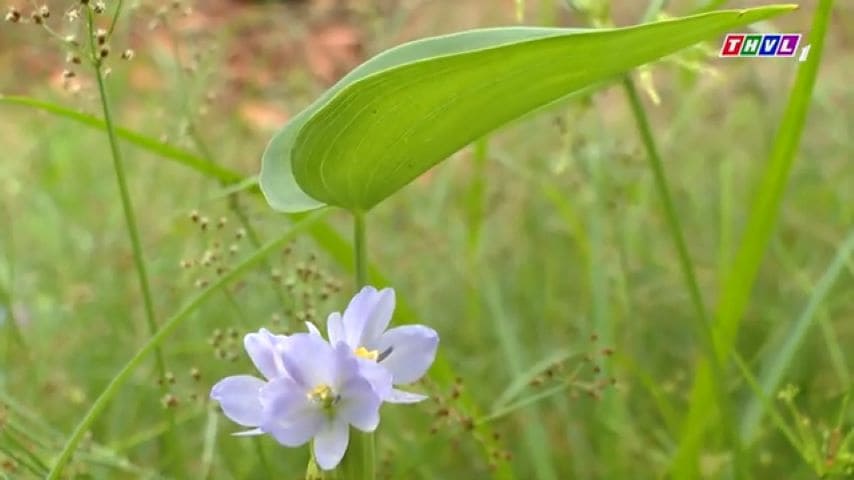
[
  {"left": 741, "top": 230, "right": 854, "bottom": 441},
  {"left": 0, "top": 95, "right": 242, "bottom": 184},
  {"left": 623, "top": 75, "right": 743, "bottom": 476}
]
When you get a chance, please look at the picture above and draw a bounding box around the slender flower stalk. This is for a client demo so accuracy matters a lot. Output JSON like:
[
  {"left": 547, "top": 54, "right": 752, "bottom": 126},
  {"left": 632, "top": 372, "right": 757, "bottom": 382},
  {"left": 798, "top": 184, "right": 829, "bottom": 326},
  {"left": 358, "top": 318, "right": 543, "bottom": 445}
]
[
  {"left": 353, "top": 210, "right": 368, "bottom": 288},
  {"left": 622, "top": 75, "right": 743, "bottom": 476},
  {"left": 85, "top": 6, "right": 165, "bottom": 378},
  {"left": 340, "top": 209, "right": 374, "bottom": 479},
  {"left": 83, "top": 3, "right": 181, "bottom": 471}
]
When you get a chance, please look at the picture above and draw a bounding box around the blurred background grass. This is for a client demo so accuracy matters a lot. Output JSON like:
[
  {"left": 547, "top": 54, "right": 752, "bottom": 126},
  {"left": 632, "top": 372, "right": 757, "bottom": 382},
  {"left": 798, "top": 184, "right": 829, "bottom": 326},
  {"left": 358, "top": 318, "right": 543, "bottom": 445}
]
[{"left": 0, "top": 0, "right": 852, "bottom": 478}]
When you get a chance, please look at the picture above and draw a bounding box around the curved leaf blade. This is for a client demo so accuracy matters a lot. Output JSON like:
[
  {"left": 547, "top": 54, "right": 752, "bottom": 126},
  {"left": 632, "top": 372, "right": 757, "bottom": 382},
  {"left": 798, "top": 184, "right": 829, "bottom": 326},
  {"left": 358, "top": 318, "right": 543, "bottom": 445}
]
[
  {"left": 286, "top": 6, "right": 795, "bottom": 211},
  {"left": 260, "top": 26, "right": 587, "bottom": 212}
]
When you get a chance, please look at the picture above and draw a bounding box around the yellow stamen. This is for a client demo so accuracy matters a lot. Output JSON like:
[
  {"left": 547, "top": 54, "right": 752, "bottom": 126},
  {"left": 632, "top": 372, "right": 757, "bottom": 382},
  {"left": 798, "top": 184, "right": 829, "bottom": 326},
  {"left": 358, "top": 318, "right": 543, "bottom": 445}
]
[
  {"left": 307, "top": 384, "right": 333, "bottom": 402},
  {"left": 355, "top": 346, "right": 379, "bottom": 361}
]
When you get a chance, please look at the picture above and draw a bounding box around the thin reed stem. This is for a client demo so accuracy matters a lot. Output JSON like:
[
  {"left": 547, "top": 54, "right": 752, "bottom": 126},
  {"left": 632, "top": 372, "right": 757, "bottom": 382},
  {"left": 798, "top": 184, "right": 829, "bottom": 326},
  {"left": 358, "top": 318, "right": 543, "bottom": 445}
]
[
  {"left": 337, "top": 209, "right": 375, "bottom": 479},
  {"left": 622, "top": 75, "right": 744, "bottom": 478},
  {"left": 83, "top": 4, "right": 183, "bottom": 473}
]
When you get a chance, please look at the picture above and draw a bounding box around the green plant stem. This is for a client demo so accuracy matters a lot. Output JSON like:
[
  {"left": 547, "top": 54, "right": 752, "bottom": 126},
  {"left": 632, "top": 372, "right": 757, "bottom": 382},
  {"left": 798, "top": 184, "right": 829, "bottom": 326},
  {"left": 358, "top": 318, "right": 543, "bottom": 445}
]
[
  {"left": 622, "top": 75, "right": 744, "bottom": 477},
  {"left": 86, "top": 9, "right": 165, "bottom": 375},
  {"left": 107, "top": 0, "right": 124, "bottom": 35},
  {"left": 45, "top": 211, "right": 327, "bottom": 479},
  {"left": 353, "top": 211, "right": 368, "bottom": 288},
  {"left": 85, "top": 5, "right": 183, "bottom": 472},
  {"left": 337, "top": 209, "right": 374, "bottom": 479}
]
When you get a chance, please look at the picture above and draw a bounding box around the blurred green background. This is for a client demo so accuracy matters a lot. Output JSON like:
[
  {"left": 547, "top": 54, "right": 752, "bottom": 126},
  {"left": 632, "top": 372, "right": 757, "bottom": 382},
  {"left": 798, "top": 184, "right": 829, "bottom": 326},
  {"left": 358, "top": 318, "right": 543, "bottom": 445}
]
[{"left": 0, "top": 0, "right": 852, "bottom": 478}]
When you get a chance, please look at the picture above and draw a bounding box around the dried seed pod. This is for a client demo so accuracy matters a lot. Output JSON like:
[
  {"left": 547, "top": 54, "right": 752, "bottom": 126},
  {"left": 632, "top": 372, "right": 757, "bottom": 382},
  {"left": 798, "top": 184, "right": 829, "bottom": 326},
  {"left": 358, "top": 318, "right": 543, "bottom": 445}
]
[
  {"left": 121, "top": 49, "right": 134, "bottom": 60},
  {"left": 161, "top": 394, "right": 179, "bottom": 408},
  {"left": 95, "top": 28, "right": 107, "bottom": 45}
]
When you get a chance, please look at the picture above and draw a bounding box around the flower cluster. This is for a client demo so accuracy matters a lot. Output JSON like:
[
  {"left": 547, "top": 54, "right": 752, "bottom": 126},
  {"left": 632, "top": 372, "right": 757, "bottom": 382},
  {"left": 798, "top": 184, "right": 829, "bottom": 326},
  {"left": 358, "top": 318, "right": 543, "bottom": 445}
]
[{"left": 210, "top": 286, "right": 439, "bottom": 470}]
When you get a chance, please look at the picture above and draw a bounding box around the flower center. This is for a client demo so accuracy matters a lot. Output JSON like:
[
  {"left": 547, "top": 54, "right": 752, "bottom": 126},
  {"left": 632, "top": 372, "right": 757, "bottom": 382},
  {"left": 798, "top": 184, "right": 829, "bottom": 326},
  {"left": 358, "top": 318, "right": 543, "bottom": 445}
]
[
  {"left": 307, "top": 384, "right": 337, "bottom": 409},
  {"left": 354, "top": 346, "right": 379, "bottom": 361}
]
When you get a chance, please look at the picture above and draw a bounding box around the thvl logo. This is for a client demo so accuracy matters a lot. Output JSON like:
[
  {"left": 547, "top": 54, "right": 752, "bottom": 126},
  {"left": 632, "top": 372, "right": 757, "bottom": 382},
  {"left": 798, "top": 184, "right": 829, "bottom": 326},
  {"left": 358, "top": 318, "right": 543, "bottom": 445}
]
[{"left": 719, "top": 33, "right": 807, "bottom": 60}]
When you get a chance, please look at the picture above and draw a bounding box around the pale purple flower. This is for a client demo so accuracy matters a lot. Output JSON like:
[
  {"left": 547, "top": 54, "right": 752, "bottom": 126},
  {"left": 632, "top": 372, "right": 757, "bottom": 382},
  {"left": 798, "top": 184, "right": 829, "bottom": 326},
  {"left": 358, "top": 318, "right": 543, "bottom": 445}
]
[
  {"left": 260, "top": 333, "right": 384, "bottom": 469},
  {"left": 211, "top": 331, "right": 387, "bottom": 470},
  {"left": 209, "top": 328, "right": 288, "bottom": 436},
  {"left": 320, "top": 286, "right": 439, "bottom": 403},
  {"left": 210, "top": 286, "right": 438, "bottom": 469}
]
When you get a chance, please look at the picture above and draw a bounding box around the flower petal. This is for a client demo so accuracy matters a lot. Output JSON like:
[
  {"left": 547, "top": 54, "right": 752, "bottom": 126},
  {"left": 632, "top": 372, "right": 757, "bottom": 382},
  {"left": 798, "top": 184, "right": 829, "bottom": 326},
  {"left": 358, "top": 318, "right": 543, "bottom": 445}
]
[
  {"left": 279, "top": 333, "right": 335, "bottom": 388},
  {"left": 305, "top": 321, "right": 322, "bottom": 337},
  {"left": 341, "top": 286, "right": 395, "bottom": 348},
  {"left": 210, "top": 375, "right": 265, "bottom": 427},
  {"left": 386, "top": 388, "right": 428, "bottom": 404},
  {"left": 313, "top": 419, "right": 350, "bottom": 471},
  {"left": 244, "top": 328, "right": 287, "bottom": 380},
  {"left": 378, "top": 325, "right": 439, "bottom": 384},
  {"left": 260, "top": 377, "right": 322, "bottom": 447},
  {"left": 327, "top": 312, "right": 344, "bottom": 345},
  {"left": 360, "top": 288, "right": 396, "bottom": 348},
  {"left": 337, "top": 373, "right": 382, "bottom": 432},
  {"left": 351, "top": 357, "right": 392, "bottom": 401}
]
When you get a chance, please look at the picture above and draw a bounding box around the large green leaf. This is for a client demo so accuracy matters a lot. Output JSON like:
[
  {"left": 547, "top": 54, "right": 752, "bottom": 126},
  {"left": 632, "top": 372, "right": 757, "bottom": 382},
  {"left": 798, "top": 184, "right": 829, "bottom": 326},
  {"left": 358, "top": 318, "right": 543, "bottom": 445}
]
[{"left": 261, "top": 6, "right": 796, "bottom": 212}]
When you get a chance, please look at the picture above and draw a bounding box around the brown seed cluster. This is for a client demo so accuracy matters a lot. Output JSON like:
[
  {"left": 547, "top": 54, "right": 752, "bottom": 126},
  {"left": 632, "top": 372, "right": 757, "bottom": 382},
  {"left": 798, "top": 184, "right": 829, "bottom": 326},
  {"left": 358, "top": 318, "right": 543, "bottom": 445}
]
[
  {"left": 182, "top": 210, "right": 256, "bottom": 290},
  {"left": 405, "top": 375, "right": 512, "bottom": 471},
  {"left": 4, "top": 6, "right": 20, "bottom": 22},
  {"left": 3, "top": 0, "right": 141, "bottom": 91},
  {"left": 155, "top": 365, "right": 209, "bottom": 409}
]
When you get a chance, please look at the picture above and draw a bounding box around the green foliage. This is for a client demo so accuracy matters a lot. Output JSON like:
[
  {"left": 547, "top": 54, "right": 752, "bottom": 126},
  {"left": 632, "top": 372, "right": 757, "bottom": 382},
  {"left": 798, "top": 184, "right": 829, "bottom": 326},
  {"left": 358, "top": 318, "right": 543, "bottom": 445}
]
[
  {"left": 672, "top": 1, "right": 838, "bottom": 477},
  {"left": 261, "top": 6, "right": 795, "bottom": 213},
  {"left": 0, "top": 0, "right": 850, "bottom": 479}
]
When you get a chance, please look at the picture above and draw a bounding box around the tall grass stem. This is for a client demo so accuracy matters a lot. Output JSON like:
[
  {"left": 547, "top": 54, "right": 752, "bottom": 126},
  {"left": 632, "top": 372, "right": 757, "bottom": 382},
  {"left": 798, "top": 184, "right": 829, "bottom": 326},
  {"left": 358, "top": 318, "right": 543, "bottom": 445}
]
[
  {"left": 85, "top": 5, "right": 183, "bottom": 472},
  {"left": 622, "top": 75, "right": 744, "bottom": 477}
]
